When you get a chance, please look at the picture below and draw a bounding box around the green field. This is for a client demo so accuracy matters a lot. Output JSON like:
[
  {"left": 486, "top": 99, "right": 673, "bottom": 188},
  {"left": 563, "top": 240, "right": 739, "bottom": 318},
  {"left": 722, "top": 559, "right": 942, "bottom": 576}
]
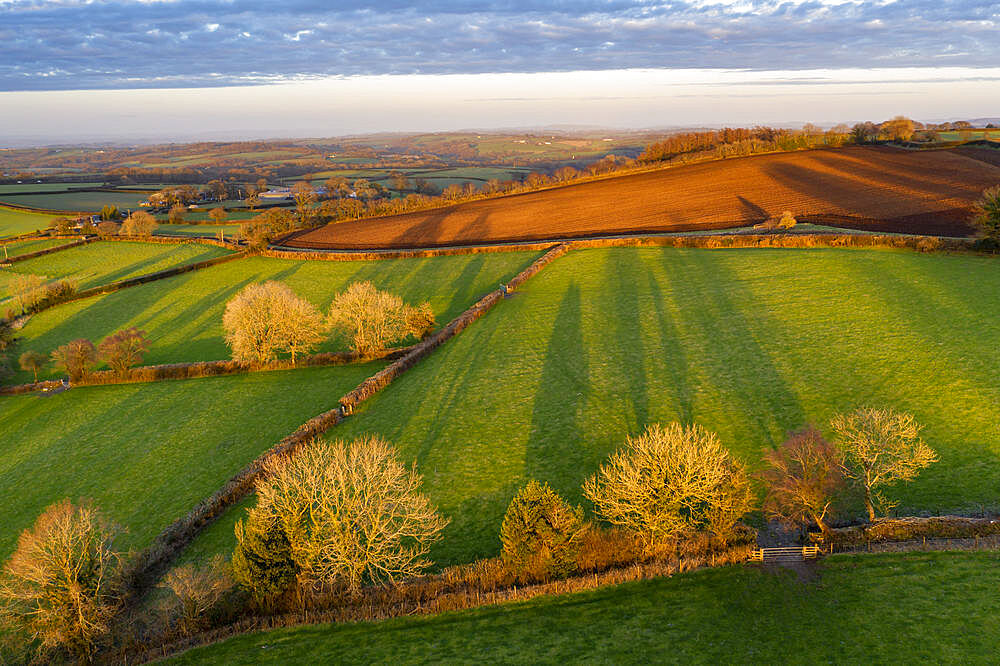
[
  {"left": 1, "top": 238, "right": 71, "bottom": 259},
  {"left": 0, "top": 182, "right": 103, "bottom": 194},
  {"left": 296, "top": 247, "right": 1000, "bottom": 567},
  {"left": 1, "top": 241, "right": 233, "bottom": 313},
  {"left": 0, "top": 190, "right": 150, "bottom": 213},
  {"left": 0, "top": 365, "right": 379, "bottom": 557},
  {"left": 166, "top": 551, "right": 1000, "bottom": 664},
  {"left": 155, "top": 223, "right": 244, "bottom": 238},
  {"left": 5, "top": 250, "right": 538, "bottom": 383},
  {"left": 0, "top": 206, "right": 53, "bottom": 238}
]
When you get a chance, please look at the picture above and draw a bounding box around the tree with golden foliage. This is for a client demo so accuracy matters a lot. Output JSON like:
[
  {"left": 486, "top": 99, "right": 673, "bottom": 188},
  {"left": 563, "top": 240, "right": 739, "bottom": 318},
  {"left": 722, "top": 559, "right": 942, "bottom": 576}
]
[
  {"left": 831, "top": 407, "right": 937, "bottom": 521},
  {"left": 583, "top": 423, "right": 754, "bottom": 546},
  {"left": 120, "top": 211, "right": 158, "bottom": 238},
  {"left": 242, "top": 436, "right": 447, "bottom": 595},
  {"left": 760, "top": 427, "right": 844, "bottom": 534},
  {"left": 0, "top": 500, "right": 122, "bottom": 662},
  {"left": 327, "top": 281, "right": 432, "bottom": 356},
  {"left": 222, "top": 281, "right": 325, "bottom": 364},
  {"left": 880, "top": 116, "right": 915, "bottom": 142},
  {"left": 9, "top": 273, "right": 45, "bottom": 314}
]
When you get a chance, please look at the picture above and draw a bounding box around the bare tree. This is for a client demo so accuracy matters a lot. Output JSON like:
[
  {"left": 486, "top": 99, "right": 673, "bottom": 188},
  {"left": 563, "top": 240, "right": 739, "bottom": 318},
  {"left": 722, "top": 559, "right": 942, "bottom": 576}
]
[
  {"left": 98, "top": 327, "right": 149, "bottom": 377},
  {"left": 249, "top": 436, "right": 448, "bottom": 593},
  {"left": 291, "top": 181, "right": 317, "bottom": 226},
  {"left": 831, "top": 407, "right": 938, "bottom": 521},
  {"left": 160, "top": 555, "right": 235, "bottom": 635},
  {"left": 168, "top": 204, "right": 187, "bottom": 224},
  {"left": 223, "top": 281, "right": 325, "bottom": 363},
  {"left": 327, "top": 282, "right": 430, "bottom": 355},
  {"left": 120, "top": 211, "right": 158, "bottom": 238},
  {"left": 0, "top": 500, "right": 122, "bottom": 662},
  {"left": 9, "top": 273, "right": 45, "bottom": 314},
  {"left": 879, "top": 116, "right": 915, "bottom": 142},
  {"left": 583, "top": 423, "right": 754, "bottom": 545},
  {"left": 96, "top": 221, "right": 120, "bottom": 238},
  {"left": 18, "top": 350, "right": 45, "bottom": 383},
  {"left": 209, "top": 207, "right": 227, "bottom": 225},
  {"left": 51, "top": 338, "right": 97, "bottom": 382},
  {"left": 760, "top": 427, "right": 844, "bottom": 534},
  {"left": 245, "top": 186, "right": 260, "bottom": 211}
]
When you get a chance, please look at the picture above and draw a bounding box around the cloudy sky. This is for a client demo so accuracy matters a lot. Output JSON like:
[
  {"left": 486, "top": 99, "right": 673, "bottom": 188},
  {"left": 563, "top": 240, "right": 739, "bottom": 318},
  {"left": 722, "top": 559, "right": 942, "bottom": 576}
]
[{"left": 0, "top": 0, "right": 998, "bottom": 142}]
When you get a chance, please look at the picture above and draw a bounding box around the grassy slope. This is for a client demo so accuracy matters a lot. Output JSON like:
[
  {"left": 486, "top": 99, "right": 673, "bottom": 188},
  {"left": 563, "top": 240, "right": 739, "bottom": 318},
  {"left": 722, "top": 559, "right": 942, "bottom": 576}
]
[
  {"left": 313, "top": 247, "right": 1000, "bottom": 567},
  {"left": 0, "top": 241, "right": 232, "bottom": 313},
  {"left": 0, "top": 365, "right": 377, "bottom": 557},
  {"left": 6, "top": 251, "right": 538, "bottom": 383},
  {"left": 155, "top": 223, "right": 244, "bottom": 237},
  {"left": 167, "top": 551, "right": 1000, "bottom": 664},
  {"left": 0, "top": 238, "right": 69, "bottom": 258},
  {"left": 0, "top": 207, "right": 53, "bottom": 238}
]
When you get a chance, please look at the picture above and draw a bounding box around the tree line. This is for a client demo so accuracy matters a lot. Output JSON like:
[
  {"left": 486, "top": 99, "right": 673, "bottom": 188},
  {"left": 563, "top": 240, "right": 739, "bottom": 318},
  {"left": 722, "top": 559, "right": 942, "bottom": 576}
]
[{"left": 0, "top": 406, "right": 939, "bottom": 661}]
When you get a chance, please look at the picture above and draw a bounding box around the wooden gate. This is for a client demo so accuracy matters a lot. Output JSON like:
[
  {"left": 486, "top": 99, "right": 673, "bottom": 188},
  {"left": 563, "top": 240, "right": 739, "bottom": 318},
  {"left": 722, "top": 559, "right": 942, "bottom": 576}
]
[{"left": 749, "top": 546, "right": 821, "bottom": 563}]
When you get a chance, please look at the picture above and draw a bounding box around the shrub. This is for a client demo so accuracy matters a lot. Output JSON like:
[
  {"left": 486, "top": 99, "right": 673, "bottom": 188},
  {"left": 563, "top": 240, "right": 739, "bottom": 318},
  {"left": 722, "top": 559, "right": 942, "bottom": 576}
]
[
  {"left": 120, "top": 211, "right": 158, "bottom": 238},
  {"left": 223, "top": 281, "right": 325, "bottom": 363},
  {"left": 98, "top": 327, "right": 150, "bottom": 378},
  {"left": 247, "top": 436, "right": 448, "bottom": 594},
  {"left": 583, "top": 423, "right": 754, "bottom": 546},
  {"left": 160, "top": 555, "right": 237, "bottom": 635},
  {"left": 500, "top": 481, "right": 586, "bottom": 580},
  {"left": 760, "top": 427, "right": 844, "bottom": 534},
  {"left": 778, "top": 210, "right": 797, "bottom": 228},
  {"left": 0, "top": 500, "right": 122, "bottom": 662},
  {"left": 404, "top": 301, "right": 436, "bottom": 339},
  {"left": 51, "top": 338, "right": 97, "bottom": 382},
  {"left": 31, "top": 279, "right": 77, "bottom": 312},
  {"left": 18, "top": 350, "right": 45, "bottom": 383},
  {"left": 972, "top": 185, "right": 1000, "bottom": 242},
  {"left": 831, "top": 407, "right": 938, "bottom": 521}
]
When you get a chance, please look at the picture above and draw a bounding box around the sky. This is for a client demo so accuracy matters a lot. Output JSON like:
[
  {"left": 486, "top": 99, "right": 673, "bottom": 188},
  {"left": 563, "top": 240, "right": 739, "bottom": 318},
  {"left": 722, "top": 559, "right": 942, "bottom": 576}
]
[{"left": 0, "top": 0, "right": 998, "bottom": 143}]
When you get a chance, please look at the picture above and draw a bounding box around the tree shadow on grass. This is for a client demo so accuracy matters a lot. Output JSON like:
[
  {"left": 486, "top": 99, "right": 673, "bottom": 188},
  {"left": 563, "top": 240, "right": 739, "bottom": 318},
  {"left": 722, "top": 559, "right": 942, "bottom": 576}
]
[
  {"left": 598, "top": 250, "right": 649, "bottom": 430},
  {"left": 658, "top": 250, "right": 807, "bottom": 451},
  {"left": 645, "top": 266, "right": 694, "bottom": 423},
  {"left": 524, "top": 283, "right": 590, "bottom": 490}
]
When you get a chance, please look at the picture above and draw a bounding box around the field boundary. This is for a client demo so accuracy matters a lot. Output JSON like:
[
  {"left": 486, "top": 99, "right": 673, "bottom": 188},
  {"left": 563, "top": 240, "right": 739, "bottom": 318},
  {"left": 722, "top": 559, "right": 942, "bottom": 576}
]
[
  {"left": 0, "top": 237, "right": 94, "bottom": 264},
  {"left": 0, "top": 347, "right": 415, "bottom": 396},
  {"left": 120, "top": 243, "right": 571, "bottom": 606}
]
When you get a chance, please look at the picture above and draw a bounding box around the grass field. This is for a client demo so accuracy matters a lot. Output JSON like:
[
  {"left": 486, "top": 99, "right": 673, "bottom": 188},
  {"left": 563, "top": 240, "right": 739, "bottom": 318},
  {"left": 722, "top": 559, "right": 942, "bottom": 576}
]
[
  {"left": 0, "top": 182, "right": 103, "bottom": 194},
  {"left": 286, "top": 246, "right": 1000, "bottom": 567},
  {"left": 0, "top": 365, "right": 379, "bottom": 557},
  {"left": 0, "top": 238, "right": 71, "bottom": 259},
  {"left": 155, "top": 223, "right": 244, "bottom": 238},
  {"left": 0, "top": 190, "right": 150, "bottom": 213},
  {"left": 0, "top": 206, "right": 53, "bottom": 238},
  {"left": 166, "top": 551, "right": 1000, "bottom": 664},
  {"left": 4, "top": 250, "right": 538, "bottom": 383},
  {"left": 0, "top": 241, "right": 233, "bottom": 312}
]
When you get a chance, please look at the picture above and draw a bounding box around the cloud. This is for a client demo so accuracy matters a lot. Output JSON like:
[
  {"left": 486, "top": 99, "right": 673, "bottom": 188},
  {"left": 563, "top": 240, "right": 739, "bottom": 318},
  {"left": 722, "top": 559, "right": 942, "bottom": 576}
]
[{"left": 0, "top": 1, "right": 998, "bottom": 90}]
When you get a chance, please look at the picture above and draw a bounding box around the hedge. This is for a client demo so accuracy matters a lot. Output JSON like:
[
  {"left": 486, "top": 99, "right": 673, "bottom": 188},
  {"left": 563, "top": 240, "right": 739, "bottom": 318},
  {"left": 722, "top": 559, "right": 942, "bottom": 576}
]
[{"left": 0, "top": 238, "right": 93, "bottom": 264}]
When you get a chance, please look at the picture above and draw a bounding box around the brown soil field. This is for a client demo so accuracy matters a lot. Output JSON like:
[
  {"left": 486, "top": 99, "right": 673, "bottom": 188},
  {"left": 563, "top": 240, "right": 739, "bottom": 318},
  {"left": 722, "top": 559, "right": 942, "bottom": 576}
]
[{"left": 284, "top": 146, "right": 1000, "bottom": 250}]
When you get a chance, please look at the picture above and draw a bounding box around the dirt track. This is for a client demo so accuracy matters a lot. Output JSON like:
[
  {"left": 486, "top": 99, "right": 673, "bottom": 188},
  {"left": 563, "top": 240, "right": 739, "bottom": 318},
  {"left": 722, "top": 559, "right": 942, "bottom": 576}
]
[{"left": 284, "top": 146, "right": 1000, "bottom": 250}]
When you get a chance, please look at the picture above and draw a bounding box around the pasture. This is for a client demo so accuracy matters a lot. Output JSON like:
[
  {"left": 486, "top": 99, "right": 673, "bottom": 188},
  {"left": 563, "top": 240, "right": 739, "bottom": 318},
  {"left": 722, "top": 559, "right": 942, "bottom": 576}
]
[
  {"left": 4, "top": 249, "right": 539, "bottom": 383},
  {"left": 0, "top": 241, "right": 233, "bottom": 312},
  {"left": 155, "top": 223, "right": 244, "bottom": 238},
  {"left": 1, "top": 238, "right": 71, "bottom": 259},
  {"left": 0, "top": 189, "right": 150, "bottom": 213},
  {"left": 286, "top": 146, "right": 1000, "bottom": 250},
  {"left": 0, "top": 206, "right": 53, "bottom": 238},
  {"left": 0, "top": 364, "right": 379, "bottom": 557},
  {"left": 312, "top": 247, "right": 1000, "bottom": 566},
  {"left": 0, "top": 182, "right": 103, "bottom": 194},
  {"left": 166, "top": 551, "right": 1000, "bottom": 664}
]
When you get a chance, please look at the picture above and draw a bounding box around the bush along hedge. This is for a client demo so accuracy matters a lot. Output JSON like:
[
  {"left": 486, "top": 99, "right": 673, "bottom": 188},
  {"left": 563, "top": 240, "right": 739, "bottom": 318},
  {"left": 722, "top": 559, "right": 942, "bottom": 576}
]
[
  {"left": 119, "top": 242, "right": 572, "bottom": 604},
  {"left": 818, "top": 515, "right": 1000, "bottom": 547}
]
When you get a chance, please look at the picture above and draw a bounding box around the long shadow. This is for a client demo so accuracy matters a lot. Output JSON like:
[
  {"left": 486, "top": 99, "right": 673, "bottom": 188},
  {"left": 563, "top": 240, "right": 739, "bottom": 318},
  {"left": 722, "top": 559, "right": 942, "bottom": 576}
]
[
  {"left": 524, "top": 283, "right": 590, "bottom": 485},
  {"left": 645, "top": 266, "right": 694, "bottom": 423},
  {"left": 658, "top": 250, "right": 807, "bottom": 446},
  {"left": 443, "top": 254, "right": 487, "bottom": 319},
  {"left": 390, "top": 206, "right": 454, "bottom": 247},
  {"left": 737, "top": 196, "right": 770, "bottom": 224},
  {"left": 601, "top": 249, "right": 649, "bottom": 429}
]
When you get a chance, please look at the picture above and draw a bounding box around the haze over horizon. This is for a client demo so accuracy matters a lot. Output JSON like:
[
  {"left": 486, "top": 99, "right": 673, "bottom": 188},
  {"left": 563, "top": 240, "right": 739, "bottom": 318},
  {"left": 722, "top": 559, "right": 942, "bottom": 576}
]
[{"left": 1, "top": 1, "right": 998, "bottom": 144}]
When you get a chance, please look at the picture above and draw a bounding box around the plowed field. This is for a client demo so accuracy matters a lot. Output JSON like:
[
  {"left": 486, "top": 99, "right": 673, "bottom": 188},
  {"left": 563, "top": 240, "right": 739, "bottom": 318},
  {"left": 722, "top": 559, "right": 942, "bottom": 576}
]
[{"left": 283, "top": 146, "right": 1000, "bottom": 249}]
